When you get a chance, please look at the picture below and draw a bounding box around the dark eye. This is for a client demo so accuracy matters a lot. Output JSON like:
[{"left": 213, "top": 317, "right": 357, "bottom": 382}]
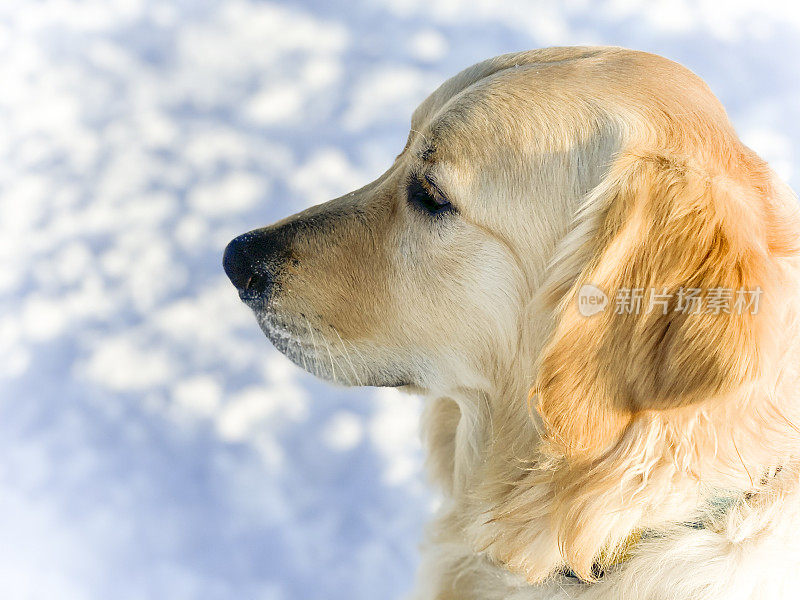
[{"left": 407, "top": 177, "right": 454, "bottom": 216}]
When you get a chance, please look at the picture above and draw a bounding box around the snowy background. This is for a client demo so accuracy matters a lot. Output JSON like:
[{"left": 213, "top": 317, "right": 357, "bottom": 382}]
[{"left": 2, "top": 1, "right": 800, "bottom": 598}]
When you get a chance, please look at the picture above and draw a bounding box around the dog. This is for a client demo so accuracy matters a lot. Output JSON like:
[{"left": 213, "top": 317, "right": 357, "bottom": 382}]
[{"left": 223, "top": 47, "right": 800, "bottom": 599}]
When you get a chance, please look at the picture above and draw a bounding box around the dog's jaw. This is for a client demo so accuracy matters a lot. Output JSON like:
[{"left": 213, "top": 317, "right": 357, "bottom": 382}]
[{"left": 242, "top": 297, "right": 415, "bottom": 388}]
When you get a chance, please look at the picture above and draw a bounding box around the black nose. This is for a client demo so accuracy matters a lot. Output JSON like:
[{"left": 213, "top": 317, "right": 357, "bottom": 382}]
[{"left": 223, "top": 231, "right": 281, "bottom": 297}]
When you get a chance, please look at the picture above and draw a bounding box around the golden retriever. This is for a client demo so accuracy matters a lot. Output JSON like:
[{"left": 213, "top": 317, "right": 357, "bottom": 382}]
[{"left": 223, "top": 46, "right": 800, "bottom": 599}]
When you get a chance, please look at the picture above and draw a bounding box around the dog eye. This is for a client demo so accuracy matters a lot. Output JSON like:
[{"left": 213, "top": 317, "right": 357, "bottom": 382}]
[{"left": 407, "top": 177, "right": 453, "bottom": 216}]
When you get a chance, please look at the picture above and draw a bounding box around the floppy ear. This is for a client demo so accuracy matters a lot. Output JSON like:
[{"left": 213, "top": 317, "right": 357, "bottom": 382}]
[{"left": 535, "top": 151, "right": 800, "bottom": 459}]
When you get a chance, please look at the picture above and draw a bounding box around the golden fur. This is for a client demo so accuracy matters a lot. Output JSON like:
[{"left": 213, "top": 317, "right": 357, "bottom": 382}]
[{"left": 227, "top": 47, "right": 800, "bottom": 598}]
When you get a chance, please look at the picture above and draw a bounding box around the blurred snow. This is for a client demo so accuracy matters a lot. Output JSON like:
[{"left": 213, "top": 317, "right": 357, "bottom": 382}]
[{"left": 1, "top": 0, "right": 800, "bottom": 598}]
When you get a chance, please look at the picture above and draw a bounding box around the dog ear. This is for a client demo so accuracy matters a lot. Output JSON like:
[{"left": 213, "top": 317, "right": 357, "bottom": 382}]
[{"left": 534, "top": 151, "right": 800, "bottom": 459}]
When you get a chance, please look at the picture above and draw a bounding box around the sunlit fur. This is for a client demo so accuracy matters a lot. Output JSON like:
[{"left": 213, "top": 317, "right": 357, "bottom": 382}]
[{"left": 237, "top": 47, "right": 800, "bottom": 598}]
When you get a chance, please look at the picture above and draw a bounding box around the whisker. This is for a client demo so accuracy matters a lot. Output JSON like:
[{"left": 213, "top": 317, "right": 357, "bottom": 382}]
[
  {"left": 332, "top": 326, "right": 362, "bottom": 386},
  {"left": 304, "top": 316, "right": 321, "bottom": 378},
  {"left": 409, "top": 128, "right": 431, "bottom": 148}
]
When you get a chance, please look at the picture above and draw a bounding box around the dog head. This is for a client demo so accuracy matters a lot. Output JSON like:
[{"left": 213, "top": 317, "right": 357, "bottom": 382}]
[{"left": 225, "top": 46, "right": 800, "bottom": 580}]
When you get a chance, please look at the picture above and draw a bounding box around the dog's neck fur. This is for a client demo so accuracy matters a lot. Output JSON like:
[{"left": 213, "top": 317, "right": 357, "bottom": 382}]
[{"left": 415, "top": 311, "right": 800, "bottom": 597}]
